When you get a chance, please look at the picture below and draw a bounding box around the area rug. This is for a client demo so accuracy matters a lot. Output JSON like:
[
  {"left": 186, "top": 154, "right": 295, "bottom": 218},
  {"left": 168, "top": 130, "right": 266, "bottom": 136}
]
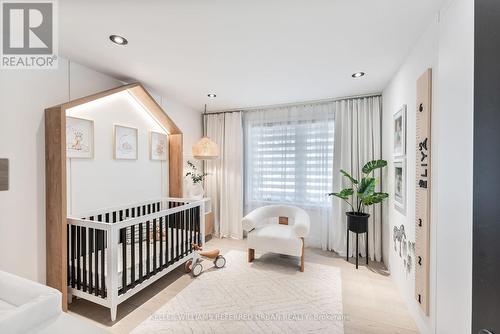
[{"left": 132, "top": 250, "right": 344, "bottom": 334}]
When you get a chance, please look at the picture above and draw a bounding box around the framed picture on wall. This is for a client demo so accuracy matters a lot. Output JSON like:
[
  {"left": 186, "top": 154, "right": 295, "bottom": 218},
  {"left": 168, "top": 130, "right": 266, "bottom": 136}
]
[
  {"left": 66, "top": 116, "right": 94, "bottom": 159},
  {"left": 114, "top": 125, "right": 138, "bottom": 160},
  {"left": 393, "top": 105, "right": 407, "bottom": 157},
  {"left": 394, "top": 158, "right": 406, "bottom": 214},
  {"left": 150, "top": 131, "right": 168, "bottom": 161}
]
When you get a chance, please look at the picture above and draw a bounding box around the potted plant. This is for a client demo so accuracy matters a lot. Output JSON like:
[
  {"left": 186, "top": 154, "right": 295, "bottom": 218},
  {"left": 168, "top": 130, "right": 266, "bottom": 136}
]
[
  {"left": 185, "top": 160, "right": 209, "bottom": 199},
  {"left": 328, "top": 159, "right": 389, "bottom": 226}
]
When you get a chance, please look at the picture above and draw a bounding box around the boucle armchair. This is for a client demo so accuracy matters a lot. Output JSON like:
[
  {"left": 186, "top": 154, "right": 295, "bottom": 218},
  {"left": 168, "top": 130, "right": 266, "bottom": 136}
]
[{"left": 242, "top": 205, "right": 310, "bottom": 271}]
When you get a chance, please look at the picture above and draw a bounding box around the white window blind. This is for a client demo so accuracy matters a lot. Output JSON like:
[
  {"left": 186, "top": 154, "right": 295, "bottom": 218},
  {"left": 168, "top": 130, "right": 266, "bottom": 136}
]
[{"left": 244, "top": 107, "right": 334, "bottom": 208}]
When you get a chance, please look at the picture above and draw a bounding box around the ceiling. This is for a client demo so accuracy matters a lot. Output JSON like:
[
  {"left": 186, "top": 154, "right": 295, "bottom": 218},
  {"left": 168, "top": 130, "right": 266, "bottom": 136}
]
[{"left": 59, "top": 0, "right": 444, "bottom": 112}]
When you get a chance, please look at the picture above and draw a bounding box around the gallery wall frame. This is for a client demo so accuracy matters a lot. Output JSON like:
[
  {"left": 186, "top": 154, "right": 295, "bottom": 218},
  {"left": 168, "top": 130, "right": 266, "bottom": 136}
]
[
  {"left": 150, "top": 131, "right": 168, "bottom": 161},
  {"left": 114, "top": 124, "right": 138, "bottom": 160},
  {"left": 393, "top": 104, "right": 407, "bottom": 157},
  {"left": 66, "top": 116, "right": 94, "bottom": 159},
  {"left": 394, "top": 158, "right": 406, "bottom": 214}
]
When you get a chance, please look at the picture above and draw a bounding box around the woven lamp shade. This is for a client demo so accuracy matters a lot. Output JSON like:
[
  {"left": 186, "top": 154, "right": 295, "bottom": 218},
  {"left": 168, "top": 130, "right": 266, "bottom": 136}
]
[{"left": 192, "top": 136, "right": 219, "bottom": 160}]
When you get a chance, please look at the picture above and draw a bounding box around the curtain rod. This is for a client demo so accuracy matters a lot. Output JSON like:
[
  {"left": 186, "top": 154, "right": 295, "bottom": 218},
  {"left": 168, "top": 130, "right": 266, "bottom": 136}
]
[{"left": 204, "top": 92, "right": 382, "bottom": 116}]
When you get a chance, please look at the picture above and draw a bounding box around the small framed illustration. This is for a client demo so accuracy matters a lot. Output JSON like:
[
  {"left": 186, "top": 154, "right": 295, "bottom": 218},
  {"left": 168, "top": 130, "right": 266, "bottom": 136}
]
[
  {"left": 150, "top": 131, "right": 168, "bottom": 161},
  {"left": 66, "top": 116, "right": 94, "bottom": 159},
  {"left": 393, "top": 105, "right": 407, "bottom": 157},
  {"left": 114, "top": 125, "right": 138, "bottom": 160},
  {"left": 394, "top": 158, "right": 406, "bottom": 214}
]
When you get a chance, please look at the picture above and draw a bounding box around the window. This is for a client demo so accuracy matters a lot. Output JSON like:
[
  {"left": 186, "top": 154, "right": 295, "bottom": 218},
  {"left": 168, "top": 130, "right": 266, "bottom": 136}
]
[{"left": 244, "top": 114, "right": 334, "bottom": 208}]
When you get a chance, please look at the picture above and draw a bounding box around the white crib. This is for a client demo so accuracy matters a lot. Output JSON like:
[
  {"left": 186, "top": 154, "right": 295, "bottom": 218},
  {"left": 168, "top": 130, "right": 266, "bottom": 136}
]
[{"left": 66, "top": 197, "right": 206, "bottom": 321}]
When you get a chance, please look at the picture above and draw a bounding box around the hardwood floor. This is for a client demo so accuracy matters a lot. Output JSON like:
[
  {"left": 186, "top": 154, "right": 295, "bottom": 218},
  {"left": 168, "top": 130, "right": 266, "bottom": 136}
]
[{"left": 68, "top": 238, "right": 419, "bottom": 334}]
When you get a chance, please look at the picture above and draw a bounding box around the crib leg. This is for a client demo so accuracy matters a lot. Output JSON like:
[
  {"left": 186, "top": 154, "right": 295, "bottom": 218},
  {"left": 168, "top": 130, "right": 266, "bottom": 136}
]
[{"left": 110, "top": 306, "right": 117, "bottom": 322}]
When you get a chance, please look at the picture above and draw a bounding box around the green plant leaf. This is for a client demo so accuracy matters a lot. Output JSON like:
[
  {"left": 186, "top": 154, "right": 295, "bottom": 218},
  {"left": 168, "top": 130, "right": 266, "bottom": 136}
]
[
  {"left": 340, "top": 169, "right": 359, "bottom": 185},
  {"left": 328, "top": 188, "right": 353, "bottom": 200},
  {"left": 357, "top": 177, "right": 376, "bottom": 198},
  {"left": 361, "top": 192, "right": 389, "bottom": 205},
  {"left": 362, "top": 159, "right": 388, "bottom": 174}
]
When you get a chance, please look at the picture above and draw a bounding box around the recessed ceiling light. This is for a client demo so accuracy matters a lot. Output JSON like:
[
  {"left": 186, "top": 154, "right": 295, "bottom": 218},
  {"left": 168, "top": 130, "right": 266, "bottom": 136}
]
[
  {"left": 109, "top": 35, "right": 128, "bottom": 45},
  {"left": 352, "top": 72, "right": 365, "bottom": 78},
  {"left": 207, "top": 93, "right": 217, "bottom": 98}
]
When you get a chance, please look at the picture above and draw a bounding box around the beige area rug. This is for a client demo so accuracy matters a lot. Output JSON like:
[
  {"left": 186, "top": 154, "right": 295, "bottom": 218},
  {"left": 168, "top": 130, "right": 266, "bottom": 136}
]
[{"left": 132, "top": 250, "right": 344, "bottom": 334}]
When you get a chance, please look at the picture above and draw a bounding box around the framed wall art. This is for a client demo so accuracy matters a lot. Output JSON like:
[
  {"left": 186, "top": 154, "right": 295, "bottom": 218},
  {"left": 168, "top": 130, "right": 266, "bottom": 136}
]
[
  {"left": 66, "top": 116, "right": 94, "bottom": 159},
  {"left": 393, "top": 105, "right": 407, "bottom": 157},
  {"left": 114, "top": 125, "right": 138, "bottom": 160},
  {"left": 394, "top": 158, "right": 406, "bottom": 214},
  {"left": 150, "top": 131, "right": 168, "bottom": 161}
]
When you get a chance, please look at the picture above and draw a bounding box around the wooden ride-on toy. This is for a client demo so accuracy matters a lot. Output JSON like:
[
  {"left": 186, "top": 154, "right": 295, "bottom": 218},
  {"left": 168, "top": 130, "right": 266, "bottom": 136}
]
[{"left": 185, "top": 243, "right": 226, "bottom": 277}]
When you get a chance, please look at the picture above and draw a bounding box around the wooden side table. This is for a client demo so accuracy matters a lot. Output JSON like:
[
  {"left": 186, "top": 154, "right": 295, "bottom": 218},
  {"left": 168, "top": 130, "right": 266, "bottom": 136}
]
[{"left": 346, "top": 219, "right": 368, "bottom": 269}]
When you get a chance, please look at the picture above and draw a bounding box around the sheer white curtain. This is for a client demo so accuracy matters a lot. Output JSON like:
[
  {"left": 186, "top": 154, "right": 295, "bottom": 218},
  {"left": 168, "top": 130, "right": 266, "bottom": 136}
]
[
  {"left": 243, "top": 103, "right": 335, "bottom": 248},
  {"left": 205, "top": 112, "right": 244, "bottom": 239},
  {"left": 331, "top": 96, "right": 382, "bottom": 261}
]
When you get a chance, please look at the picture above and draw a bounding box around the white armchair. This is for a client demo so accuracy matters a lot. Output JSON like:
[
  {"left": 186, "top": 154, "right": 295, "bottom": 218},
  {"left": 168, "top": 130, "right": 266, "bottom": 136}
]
[{"left": 242, "top": 205, "right": 310, "bottom": 271}]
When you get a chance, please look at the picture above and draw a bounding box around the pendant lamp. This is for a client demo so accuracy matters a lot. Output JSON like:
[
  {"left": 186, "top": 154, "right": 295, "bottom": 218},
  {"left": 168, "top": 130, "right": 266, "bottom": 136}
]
[{"left": 192, "top": 104, "right": 219, "bottom": 160}]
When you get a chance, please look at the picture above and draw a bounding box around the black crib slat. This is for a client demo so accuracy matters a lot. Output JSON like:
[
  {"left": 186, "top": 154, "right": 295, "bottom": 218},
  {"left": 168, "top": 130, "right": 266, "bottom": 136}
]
[
  {"left": 89, "top": 228, "right": 94, "bottom": 294},
  {"left": 169, "top": 213, "right": 174, "bottom": 264},
  {"left": 153, "top": 219, "right": 157, "bottom": 273},
  {"left": 139, "top": 223, "right": 144, "bottom": 282},
  {"left": 76, "top": 227, "right": 81, "bottom": 290},
  {"left": 179, "top": 211, "right": 182, "bottom": 256},
  {"left": 121, "top": 228, "right": 127, "bottom": 294},
  {"left": 175, "top": 212, "right": 180, "bottom": 261},
  {"left": 67, "top": 226, "right": 70, "bottom": 288},
  {"left": 189, "top": 208, "right": 193, "bottom": 251},
  {"left": 159, "top": 217, "right": 163, "bottom": 268},
  {"left": 165, "top": 215, "right": 169, "bottom": 265},
  {"left": 146, "top": 221, "right": 151, "bottom": 277},
  {"left": 101, "top": 230, "right": 106, "bottom": 298},
  {"left": 195, "top": 206, "right": 200, "bottom": 245},
  {"left": 94, "top": 230, "right": 99, "bottom": 296},
  {"left": 70, "top": 225, "right": 75, "bottom": 288},
  {"left": 82, "top": 227, "right": 87, "bottom": 291},
  {"left": 131, "top": 225, "right": 135, "bottom": 286},
  {"left": 185, "top": 211, "right": 189, "bottom": 255}
]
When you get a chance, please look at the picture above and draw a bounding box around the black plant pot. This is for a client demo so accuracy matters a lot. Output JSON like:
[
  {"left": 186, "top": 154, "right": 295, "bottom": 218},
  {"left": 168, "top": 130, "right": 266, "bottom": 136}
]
[
  {"left": 346, "top": 212, "right": 370, "bottom": 269},
  {"left": 346, "top": 212, "right": 370, "bottom": 234}
]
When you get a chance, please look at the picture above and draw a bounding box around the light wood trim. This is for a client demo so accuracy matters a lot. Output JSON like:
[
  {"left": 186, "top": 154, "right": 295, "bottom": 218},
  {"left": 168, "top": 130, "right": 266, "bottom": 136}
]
[
  {"left": 129, "top": 85, "right": 182, "bottom": 134},
  {"left": 169, "top": 133, "right": 183, "bottom": 197},
  {"left": 279, "top": 216, "right": 289, "bottom": 225},
  {"left": 248, "top": 248, "right": 255, "bottom": 262},
  {"left": 300, "top": 237, "right": 305, "bottom": 272},
  {"left": 59, "top": 83, "right": 140, "bottom": 110},
  {"left": 45, "top": 107, "right": 68, "bottom": 311},
  {"left": 415, "top": 68, "right": 432, "bottom": 315}
]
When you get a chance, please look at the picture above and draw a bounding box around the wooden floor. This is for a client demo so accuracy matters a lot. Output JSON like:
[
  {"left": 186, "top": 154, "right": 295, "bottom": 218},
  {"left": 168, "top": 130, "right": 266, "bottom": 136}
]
[{"left": 68, "top": 237, "right": 419, "bottom": 334}]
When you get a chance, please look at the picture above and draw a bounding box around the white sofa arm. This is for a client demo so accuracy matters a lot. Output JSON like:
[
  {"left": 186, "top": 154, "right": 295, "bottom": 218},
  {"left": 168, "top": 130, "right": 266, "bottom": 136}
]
[
  {"left": 293, "top": 209, "right": 310, "bottom": 238},
  {"left": 242, "top": 206, "right": 268, "bottom": 232},
  {"left": 0, "top": 270, "right": 62, "bottom": 334}
]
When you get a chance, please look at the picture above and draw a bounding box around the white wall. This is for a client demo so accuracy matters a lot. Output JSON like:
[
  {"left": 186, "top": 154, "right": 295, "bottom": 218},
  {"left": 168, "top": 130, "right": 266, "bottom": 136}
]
[
  {"left": 381, "top": 0, "right": 473, "bottom": 333},
  {"left": 66, "top": 92, "right": 168, "bottom": 215},
  {"left": 146, "top": 89, "right": 204, "bottom": 194},
  {"left": 434, "top": 0, "right": 473, "bottom": 332},
  {"left": 382, "top": 17, "right": 439, "bottom": 334},
  {"left": 0, "top": 59, "right": 201, "bottom": 283}
]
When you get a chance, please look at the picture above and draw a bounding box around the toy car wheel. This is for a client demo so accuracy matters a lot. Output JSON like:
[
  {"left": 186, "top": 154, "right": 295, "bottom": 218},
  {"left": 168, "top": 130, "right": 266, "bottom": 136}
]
[
  {"left": 192, "top": 263, "right": 203, "bottom": 277},
  {"left": 214, "top": 255, "right": 226, "bottom": 268},
  {"left": 184, "top": 260, "right": 193, "bottom": 273}
]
